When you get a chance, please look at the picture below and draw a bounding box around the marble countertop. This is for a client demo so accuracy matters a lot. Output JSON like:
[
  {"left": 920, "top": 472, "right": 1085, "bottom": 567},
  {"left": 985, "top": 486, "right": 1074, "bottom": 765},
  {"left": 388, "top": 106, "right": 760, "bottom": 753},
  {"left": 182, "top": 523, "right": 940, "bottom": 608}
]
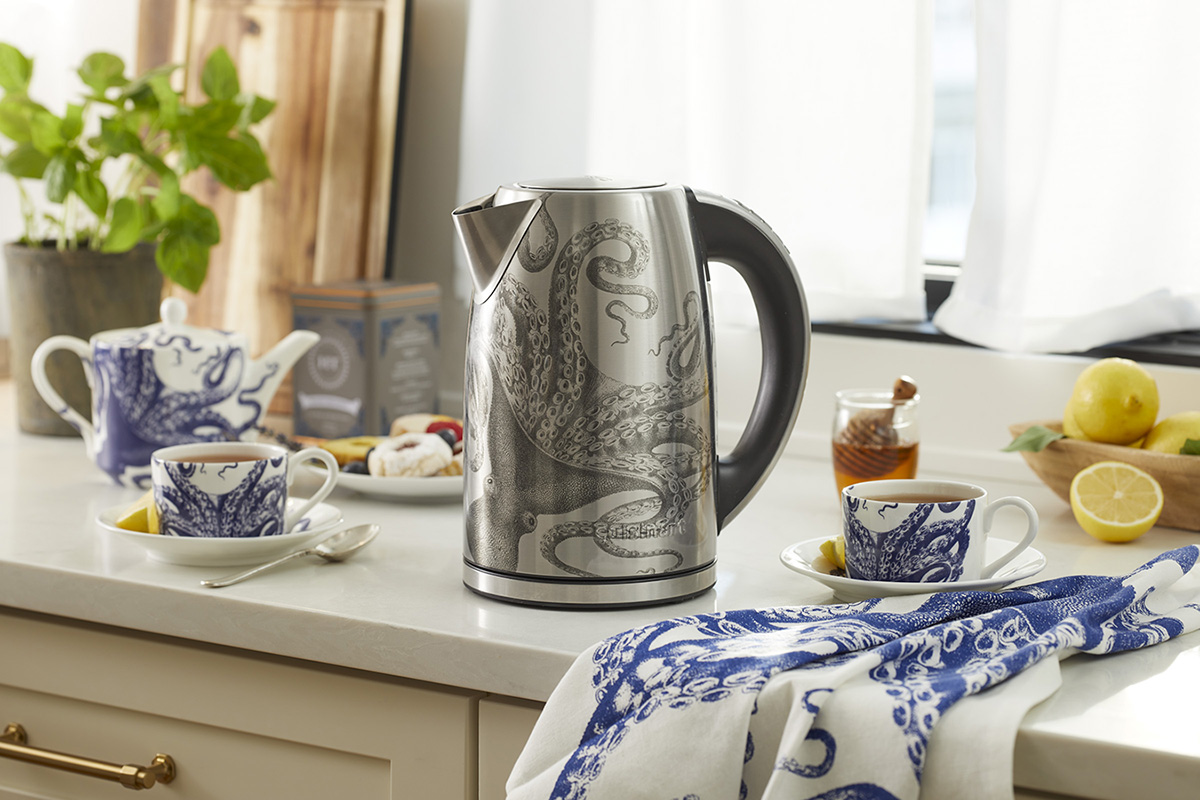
[{"left": 1, "top": 385, "right": 1198, "bottom": 799}]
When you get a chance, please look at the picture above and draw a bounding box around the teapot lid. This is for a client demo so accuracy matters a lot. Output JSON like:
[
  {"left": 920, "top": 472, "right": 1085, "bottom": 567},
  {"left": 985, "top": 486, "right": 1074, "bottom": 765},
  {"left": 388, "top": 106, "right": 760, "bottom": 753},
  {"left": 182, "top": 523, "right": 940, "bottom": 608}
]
[
  {"left": 95, "top": 297, "right": 246, "bottom": 350},
  {"left": 515, "top": 176, "right": 666, "bottom": 191}
]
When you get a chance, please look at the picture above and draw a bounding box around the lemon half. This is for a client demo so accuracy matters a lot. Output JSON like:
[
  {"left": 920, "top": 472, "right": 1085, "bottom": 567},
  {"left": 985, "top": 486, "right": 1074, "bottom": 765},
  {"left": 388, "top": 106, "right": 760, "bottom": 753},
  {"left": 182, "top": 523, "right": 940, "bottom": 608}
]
[{"left": 1069, "top": 461, "right": 1163, "bottom": 542}]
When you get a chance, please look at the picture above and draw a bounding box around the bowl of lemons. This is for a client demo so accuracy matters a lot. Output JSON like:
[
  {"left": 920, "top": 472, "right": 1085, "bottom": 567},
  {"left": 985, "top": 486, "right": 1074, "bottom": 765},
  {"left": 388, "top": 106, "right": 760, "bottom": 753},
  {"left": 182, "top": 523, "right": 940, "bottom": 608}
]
[{"left": 1008, "top": 357, "right": 1200, "bottom": 538}]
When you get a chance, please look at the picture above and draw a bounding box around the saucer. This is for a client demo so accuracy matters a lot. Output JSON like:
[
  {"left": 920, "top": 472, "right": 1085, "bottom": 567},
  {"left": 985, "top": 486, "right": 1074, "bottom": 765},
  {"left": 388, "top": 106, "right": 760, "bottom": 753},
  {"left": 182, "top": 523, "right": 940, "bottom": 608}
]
[
  {"left": 97, "top": 499, "right": 344, "bottom": 568},
  {"left": 779, "top": 537, "right": 1048, "bottom": 603}
]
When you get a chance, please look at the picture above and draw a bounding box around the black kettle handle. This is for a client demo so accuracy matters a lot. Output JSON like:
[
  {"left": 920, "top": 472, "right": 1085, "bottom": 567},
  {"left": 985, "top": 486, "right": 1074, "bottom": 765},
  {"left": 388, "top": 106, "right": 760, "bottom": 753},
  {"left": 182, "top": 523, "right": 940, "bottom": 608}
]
[{"left": 688, "top": 189, "right": 810, "bottom": 529}]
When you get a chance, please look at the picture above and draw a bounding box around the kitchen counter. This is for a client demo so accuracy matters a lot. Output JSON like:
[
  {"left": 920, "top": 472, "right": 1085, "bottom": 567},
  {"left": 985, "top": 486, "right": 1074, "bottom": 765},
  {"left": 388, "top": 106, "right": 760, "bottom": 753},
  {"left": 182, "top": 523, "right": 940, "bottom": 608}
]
[{"left": 2, "top": 382, "right": 1199, "bottom": 800}]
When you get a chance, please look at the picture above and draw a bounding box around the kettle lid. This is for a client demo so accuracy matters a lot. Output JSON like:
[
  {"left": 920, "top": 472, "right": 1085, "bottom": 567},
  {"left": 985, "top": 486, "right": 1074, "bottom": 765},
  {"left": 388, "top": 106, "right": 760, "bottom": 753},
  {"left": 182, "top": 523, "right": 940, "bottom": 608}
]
[
  {"left": 515, "top": 176, "right": 666, "bottom": 191},
  {"left": 95, "top": 297, "right": 245, "bottom": 350}
]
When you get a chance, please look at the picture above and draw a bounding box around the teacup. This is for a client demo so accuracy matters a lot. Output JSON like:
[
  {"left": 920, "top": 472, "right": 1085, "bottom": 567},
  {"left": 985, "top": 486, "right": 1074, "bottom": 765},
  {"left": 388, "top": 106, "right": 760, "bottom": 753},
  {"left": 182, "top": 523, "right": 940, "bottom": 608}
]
[
  {"left": 841, "top": 479, "right": 1038, "bottom": 583},
  {"left": 151, "top": 442, "right": 338, "bottom": 538}
]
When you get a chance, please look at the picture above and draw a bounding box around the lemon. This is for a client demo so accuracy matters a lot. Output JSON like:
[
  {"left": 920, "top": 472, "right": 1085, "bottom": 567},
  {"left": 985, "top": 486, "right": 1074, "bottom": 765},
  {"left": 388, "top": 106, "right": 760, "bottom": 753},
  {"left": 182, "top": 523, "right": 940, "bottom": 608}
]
[
  {"left": 1069, "top": 461, "right": 1163, "bottom": 542},
  {"left": 819, "top": 535, "right": 846, "bottom": 569},
  {"left": 1062, "top": 404, "right": 1090, "bottom": 440},
  {"left": 1141, "top": 411, "right": 1200, "bottom": 455},
  {"left": 1066, "top": 358, "right": 1159, "bottom": 445},
  {"left": 114, "top": 490, "right": 160, "bottom": 534}
]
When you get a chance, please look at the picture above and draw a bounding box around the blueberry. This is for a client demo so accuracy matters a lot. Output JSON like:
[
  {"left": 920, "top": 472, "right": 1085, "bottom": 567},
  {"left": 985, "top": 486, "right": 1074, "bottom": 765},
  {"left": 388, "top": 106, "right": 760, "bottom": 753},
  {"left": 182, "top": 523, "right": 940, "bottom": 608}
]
[
  {"left": 434, "top": 428, "right": 457, "bottom": 449},
  {"left": 342, "top": 460, "right": 369, "bottom": 474}
]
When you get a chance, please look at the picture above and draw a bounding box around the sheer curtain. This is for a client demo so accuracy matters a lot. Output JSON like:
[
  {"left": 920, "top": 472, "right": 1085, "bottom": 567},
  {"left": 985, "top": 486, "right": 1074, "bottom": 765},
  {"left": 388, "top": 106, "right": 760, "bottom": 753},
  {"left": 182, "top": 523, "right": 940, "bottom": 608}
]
[
  {"left": 935, "top": 0, "right": 1200, "bottom": 353},
  {"left": 455, "top": 0, "right": 933, "bottom": 325}
]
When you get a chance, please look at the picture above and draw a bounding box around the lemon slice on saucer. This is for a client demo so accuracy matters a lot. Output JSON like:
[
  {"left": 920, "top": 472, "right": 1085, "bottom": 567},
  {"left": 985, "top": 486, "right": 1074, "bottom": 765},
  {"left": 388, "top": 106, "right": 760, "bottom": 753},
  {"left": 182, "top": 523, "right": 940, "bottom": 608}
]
[
  {"left": 818, "top": 535, "right": 846, "bottom": 569},
  {"left": 114, "top": 490, "right": 160, "bottom": 534},
  {"left": 1069, "top": 461, "right": 1162, "bottom": 543}
]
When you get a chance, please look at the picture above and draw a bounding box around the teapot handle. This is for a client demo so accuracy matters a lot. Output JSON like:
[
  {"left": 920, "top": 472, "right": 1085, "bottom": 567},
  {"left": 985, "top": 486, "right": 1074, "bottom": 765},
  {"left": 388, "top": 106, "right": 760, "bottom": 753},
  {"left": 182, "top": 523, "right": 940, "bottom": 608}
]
[
  {"left": 31, "top": 336, "right": 96, "bottom": 454},
  {"left": 688, "top": 189, "right": 810, "bottom": 529}
]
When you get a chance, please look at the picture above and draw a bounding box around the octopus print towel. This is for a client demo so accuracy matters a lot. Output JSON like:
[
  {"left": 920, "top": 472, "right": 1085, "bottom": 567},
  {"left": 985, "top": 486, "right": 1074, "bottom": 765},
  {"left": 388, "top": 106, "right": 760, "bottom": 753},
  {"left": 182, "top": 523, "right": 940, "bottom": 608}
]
[{"left": 506, "top": 546, "right": 1200, "bottom": 800}]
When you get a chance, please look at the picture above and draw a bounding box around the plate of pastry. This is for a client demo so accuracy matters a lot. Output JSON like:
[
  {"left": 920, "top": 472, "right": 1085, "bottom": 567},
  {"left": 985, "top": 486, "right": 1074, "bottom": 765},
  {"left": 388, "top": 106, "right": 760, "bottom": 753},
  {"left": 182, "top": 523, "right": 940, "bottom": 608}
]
[
  {"left": 297, "top": 414, "right": 465, "bottom": 502},
  {"left": 779, "top": 536, "right": 1047, "bottom": 603}
]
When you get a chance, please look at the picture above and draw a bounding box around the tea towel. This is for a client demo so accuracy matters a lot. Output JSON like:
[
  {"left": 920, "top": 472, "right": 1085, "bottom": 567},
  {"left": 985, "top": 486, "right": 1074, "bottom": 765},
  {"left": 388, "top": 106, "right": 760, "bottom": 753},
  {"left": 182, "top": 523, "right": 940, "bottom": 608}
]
[{"left": 506, "top": 546, "right": 1200, "bottom": 800}]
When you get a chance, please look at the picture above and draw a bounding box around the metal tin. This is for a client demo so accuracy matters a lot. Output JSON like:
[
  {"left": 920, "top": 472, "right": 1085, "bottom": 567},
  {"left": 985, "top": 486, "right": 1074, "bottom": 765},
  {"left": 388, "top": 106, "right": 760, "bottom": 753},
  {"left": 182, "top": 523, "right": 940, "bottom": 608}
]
[{"left": 291, "top": 281, "right": 441, "bottom": 437}]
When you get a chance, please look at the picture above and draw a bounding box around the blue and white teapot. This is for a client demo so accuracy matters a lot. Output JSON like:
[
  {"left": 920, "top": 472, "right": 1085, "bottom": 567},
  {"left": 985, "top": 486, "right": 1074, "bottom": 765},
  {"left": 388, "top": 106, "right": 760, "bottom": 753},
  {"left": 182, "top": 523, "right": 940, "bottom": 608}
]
[{"left": 32, "top": 298, "right": 319, "bottom": 487}]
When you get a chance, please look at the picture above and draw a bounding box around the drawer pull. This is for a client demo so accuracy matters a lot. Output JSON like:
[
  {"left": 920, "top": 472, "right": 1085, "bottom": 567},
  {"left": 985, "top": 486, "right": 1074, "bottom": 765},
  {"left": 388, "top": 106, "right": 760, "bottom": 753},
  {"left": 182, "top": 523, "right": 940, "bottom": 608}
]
[{"left": 0, "top": 723, "right": 176, "bottom": 790}]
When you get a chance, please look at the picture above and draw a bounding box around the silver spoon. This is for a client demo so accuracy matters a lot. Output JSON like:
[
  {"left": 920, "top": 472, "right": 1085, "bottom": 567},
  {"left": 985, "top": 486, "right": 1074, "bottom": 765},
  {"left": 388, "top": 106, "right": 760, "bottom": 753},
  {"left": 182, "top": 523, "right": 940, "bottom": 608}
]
[{"left": 200, "top": 524, "right": 380, "bottom": 588}]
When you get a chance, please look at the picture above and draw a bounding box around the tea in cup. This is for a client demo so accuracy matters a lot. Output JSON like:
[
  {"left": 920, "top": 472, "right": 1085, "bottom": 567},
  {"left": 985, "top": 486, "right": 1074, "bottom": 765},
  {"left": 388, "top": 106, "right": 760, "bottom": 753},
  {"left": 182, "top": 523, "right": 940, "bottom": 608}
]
[
  {"left": 841, "top": 479, "right": 1038, "bottom": 583},
  {"left": 151, "top": 442, "right": 338, "bottom": 538}
]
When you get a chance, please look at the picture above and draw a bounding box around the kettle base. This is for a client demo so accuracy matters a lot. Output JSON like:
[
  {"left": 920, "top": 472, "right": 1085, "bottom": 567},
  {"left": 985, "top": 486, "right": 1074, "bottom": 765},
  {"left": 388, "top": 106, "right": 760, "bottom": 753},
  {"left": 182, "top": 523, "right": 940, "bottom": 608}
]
[{"left": 462, "top": 561, "right": 716, "bottom": 609}]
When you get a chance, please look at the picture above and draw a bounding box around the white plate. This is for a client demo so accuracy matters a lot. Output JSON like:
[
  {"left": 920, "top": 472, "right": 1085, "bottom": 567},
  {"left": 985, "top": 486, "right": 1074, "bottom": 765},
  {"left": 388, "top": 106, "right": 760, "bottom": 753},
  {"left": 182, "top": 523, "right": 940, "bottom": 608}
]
[
  {"left": 779, "top": 537, "right": 1047, "bottom": 603},
  {"left": 98, "top": 499, "right": 344, "bottom": 567},
  {"left": 305, "top": 465, "right": 463, "bottom": 501}
]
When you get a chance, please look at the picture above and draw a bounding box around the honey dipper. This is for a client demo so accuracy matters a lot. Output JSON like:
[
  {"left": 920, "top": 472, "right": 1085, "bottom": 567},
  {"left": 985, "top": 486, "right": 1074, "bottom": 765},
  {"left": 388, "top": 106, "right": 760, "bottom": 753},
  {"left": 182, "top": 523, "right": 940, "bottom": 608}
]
[{"left": 834, "top": 376, "right": 918, "bottom": 478}]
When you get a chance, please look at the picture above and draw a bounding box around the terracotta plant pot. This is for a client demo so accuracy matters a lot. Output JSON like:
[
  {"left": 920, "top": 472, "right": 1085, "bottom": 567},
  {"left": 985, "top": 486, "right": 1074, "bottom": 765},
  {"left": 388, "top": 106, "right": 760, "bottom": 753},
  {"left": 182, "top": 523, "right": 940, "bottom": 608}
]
[{"left": 5, "top": 242, "right": 163, "bottom": 436}]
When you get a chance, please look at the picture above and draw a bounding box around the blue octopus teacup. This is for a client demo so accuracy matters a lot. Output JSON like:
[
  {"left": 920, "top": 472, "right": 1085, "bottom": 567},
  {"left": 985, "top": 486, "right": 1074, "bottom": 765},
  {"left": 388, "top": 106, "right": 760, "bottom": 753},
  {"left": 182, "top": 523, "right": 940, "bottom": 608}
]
[
  {"left": 151, "top": 442, "right": 338, "bottom": 538},
  {"left": 841, "top": 479, "right": 1038, "bottom": 583}
]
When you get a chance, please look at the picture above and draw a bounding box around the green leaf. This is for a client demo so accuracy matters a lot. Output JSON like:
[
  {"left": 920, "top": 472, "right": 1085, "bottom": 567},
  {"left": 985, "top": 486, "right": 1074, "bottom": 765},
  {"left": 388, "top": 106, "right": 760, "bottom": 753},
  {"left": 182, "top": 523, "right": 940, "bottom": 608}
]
[
  {"left": 236, "top": 93, "right": 275, "bottom": 130},
  {"left": 1003, "top": 425, "right": 1066, "bottom": 453},
  {"left": 74, "top": 168, "right": 108, "bottom": 217},
  {"left": 193, "top": 133, "right": 271, "bottom": 190},
  {"left": 103, "top": 197, "right": 143, "bottom": 252},
  {"left": 44, "top": 152, "right": 77, "bottom": 202},
  {"left": 61, "top": 103, "right": 84, "bottom": 140},
  {"left": 152, "top": 171, "right": 181, "bottom": 219},
  {"left": 156, "top": 229, "right": 209, "bottom": 293},
  {"left": 185, "top": 100, "right": 242, "bottom": 136},
  {"left": 148, "top": 74, "right": 179, "bottom": 127},
  {"left": 200, "top": 46, "right": 239, "bottom": 102},
  {"left": 93, "top": 117, "right": 143, "bottom": 157},
  {"left": 1181, "top": 439, "right": 1200, "bottom": 456},
  {"left": 29, "top": 110, "right": 65, "bottom": 153},
  {"left": 0, "top": 44, "right": 32, "bottom": 93},
  {"left": 78, "top": 52, "right": 127, "bottom": 94},
  {"left": 177, "top": 194, "right": 220, "bottom": 245},
  {"left": 0, "top": 95, "right": 36, "bottom": 142},
  {"left": 1, "top": 142, "right": 49, "bottom": 178}
]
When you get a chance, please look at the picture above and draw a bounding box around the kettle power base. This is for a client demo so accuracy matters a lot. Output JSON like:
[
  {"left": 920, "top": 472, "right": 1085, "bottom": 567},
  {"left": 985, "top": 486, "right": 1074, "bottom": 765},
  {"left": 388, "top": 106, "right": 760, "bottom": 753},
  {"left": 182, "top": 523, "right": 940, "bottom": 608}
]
[{"left": 462, "top": 561, "right": 717, "bottom": 609}]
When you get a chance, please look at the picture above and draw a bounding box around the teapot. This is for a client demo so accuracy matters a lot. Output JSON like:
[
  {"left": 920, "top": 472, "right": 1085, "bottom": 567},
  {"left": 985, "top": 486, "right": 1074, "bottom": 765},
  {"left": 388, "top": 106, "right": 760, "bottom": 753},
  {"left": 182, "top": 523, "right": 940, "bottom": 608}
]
[
  {"left": 31, "top": 298, "right": 319, "bottom": 487},
  {"left": 453, "top": 177, "right": 809, "bottom": 607}
]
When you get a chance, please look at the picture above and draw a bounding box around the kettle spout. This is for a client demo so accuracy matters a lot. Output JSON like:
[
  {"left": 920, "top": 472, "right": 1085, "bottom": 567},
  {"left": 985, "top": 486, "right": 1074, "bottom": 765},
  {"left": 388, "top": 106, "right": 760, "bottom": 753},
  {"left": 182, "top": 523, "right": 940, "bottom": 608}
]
[
  {"left": 250, "top": 329, "right": 320, "bottom": 419},
  {"left": 452, "top": 192, "right": 542, "bottom": 302}
]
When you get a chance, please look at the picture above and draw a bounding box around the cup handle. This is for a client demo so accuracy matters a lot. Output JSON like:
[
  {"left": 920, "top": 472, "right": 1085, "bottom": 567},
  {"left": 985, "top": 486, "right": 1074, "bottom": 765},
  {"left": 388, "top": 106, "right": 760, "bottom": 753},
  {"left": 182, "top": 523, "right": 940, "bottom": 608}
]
[
  {"left": 31, "top": 336, "right": 96, "bottom": 453},
  {"left": 980, "top": 496, "right": 1039, "bottom": 578},
  {"left": 283, "top": 447, "right": 339, "bottom": 531}
]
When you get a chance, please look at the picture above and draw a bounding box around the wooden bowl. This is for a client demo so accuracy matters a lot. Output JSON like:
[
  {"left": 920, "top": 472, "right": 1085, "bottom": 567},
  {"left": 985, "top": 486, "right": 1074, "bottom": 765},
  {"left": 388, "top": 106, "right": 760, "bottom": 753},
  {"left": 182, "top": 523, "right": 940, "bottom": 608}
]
[{"left": 1008, "top": 420, "right": 1200, "bottom": 531}]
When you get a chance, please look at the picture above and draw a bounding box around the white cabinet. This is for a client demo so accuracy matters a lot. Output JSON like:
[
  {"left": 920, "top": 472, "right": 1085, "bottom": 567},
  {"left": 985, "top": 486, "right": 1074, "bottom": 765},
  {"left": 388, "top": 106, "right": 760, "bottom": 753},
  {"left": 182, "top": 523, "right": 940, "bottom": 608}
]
[
  {"left": 478, "top": 697, "right": 541, "bottom": 800},
  {"left": 0, "top": 608, "right": 480, "bottom": 799}
]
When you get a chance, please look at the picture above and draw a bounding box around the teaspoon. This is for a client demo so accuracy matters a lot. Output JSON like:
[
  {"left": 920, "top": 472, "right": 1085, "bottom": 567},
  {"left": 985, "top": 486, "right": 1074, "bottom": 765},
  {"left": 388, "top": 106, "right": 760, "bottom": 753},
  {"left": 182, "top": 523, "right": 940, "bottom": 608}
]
[{"left": 200, "top": 523, "right": 380, "bottom": 588}]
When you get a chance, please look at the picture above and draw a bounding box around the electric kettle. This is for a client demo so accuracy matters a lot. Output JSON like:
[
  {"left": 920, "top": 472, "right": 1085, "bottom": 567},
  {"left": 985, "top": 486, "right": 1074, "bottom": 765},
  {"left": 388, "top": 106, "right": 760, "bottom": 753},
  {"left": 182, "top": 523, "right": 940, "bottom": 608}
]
[{"left": 453, "top": 177, "right": 809, "bottom": 607}]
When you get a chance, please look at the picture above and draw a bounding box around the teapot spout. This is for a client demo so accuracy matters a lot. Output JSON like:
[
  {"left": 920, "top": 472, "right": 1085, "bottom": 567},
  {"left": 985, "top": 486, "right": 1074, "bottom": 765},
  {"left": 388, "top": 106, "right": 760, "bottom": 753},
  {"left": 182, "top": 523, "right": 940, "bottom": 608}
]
[
  {"left": 250, "top": 330, "right": 320, "bottom": 419},
  {"left": 452, "top": 192, "right": 542, "bottom": 302}
]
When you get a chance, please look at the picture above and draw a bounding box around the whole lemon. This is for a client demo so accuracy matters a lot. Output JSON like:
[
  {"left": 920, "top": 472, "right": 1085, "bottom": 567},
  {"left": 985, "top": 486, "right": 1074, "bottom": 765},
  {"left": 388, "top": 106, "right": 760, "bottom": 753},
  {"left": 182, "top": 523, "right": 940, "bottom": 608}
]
[
  {"left": 1141, "top": 411, "right": 1200, "bottom": 455},
  {"left": 1066, "top": 358, "right": 1159, "bottom": 445},
  {"left": 1062, "top": 404, "right": 1090, "bottom": 440}
]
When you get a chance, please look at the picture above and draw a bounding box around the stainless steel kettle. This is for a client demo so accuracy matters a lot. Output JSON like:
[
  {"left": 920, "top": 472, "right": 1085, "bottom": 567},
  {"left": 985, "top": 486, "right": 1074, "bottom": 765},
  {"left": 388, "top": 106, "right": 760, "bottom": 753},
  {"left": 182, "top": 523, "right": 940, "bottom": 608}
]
[{"left": 452, "top": 177, "right": 809, "bottom": 607}]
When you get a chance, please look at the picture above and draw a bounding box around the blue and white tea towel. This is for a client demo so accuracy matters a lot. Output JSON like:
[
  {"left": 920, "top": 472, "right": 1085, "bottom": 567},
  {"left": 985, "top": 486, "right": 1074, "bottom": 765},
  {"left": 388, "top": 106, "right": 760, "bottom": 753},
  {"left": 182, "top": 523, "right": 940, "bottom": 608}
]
[{"left": 507, "top": 546, "right": 1200, "bottom": 800}]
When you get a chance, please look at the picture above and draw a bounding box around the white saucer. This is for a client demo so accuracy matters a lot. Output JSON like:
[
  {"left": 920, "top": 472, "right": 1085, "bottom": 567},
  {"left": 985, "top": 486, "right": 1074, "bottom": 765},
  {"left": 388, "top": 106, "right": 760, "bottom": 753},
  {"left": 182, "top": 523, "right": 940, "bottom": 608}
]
[
  {"left": 779, "top": 536, "right": 1048, "bottom": 603},
  {"left": 97, "top": 499, "right": 344, "bottom": 567},
  {"left": 303, "top": 464, "right": 463, "bottom": 501}
]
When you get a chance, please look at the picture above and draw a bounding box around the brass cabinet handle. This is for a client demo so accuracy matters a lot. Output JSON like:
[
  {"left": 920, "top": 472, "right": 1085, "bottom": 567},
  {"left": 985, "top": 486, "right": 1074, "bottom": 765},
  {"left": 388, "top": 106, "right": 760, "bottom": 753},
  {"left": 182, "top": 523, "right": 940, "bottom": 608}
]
[{"left": 0, "top": 723, "right": 175, "bottom": 790}]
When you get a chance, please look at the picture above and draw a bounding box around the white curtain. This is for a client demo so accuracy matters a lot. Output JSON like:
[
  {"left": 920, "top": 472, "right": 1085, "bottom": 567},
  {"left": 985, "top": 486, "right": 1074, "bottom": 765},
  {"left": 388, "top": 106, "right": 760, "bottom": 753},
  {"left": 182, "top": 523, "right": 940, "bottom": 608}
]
[
  {"left": 456, "top": 0, "right": 933, "bottom": 325},
  {"left": 934, "top": 0, "right": 1200, "bottom": 353}
]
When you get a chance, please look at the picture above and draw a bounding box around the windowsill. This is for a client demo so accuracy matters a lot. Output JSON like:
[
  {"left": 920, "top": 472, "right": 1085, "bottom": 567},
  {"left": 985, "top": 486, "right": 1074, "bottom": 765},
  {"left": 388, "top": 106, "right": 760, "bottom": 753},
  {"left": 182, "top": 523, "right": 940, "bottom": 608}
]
[{"left": 811, "top": 320, "right": 1200, "bottom": 369}]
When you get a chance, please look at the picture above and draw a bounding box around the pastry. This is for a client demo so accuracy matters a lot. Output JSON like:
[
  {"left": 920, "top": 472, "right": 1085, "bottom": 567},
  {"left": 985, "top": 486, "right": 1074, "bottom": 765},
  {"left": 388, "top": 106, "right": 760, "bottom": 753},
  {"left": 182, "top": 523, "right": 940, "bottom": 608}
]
[
  {"left": 321, "top": 435, "right": 387, "bottom": 467},
  {"left": 368, "top": 433, "right": 454, "bottom": 478}
]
